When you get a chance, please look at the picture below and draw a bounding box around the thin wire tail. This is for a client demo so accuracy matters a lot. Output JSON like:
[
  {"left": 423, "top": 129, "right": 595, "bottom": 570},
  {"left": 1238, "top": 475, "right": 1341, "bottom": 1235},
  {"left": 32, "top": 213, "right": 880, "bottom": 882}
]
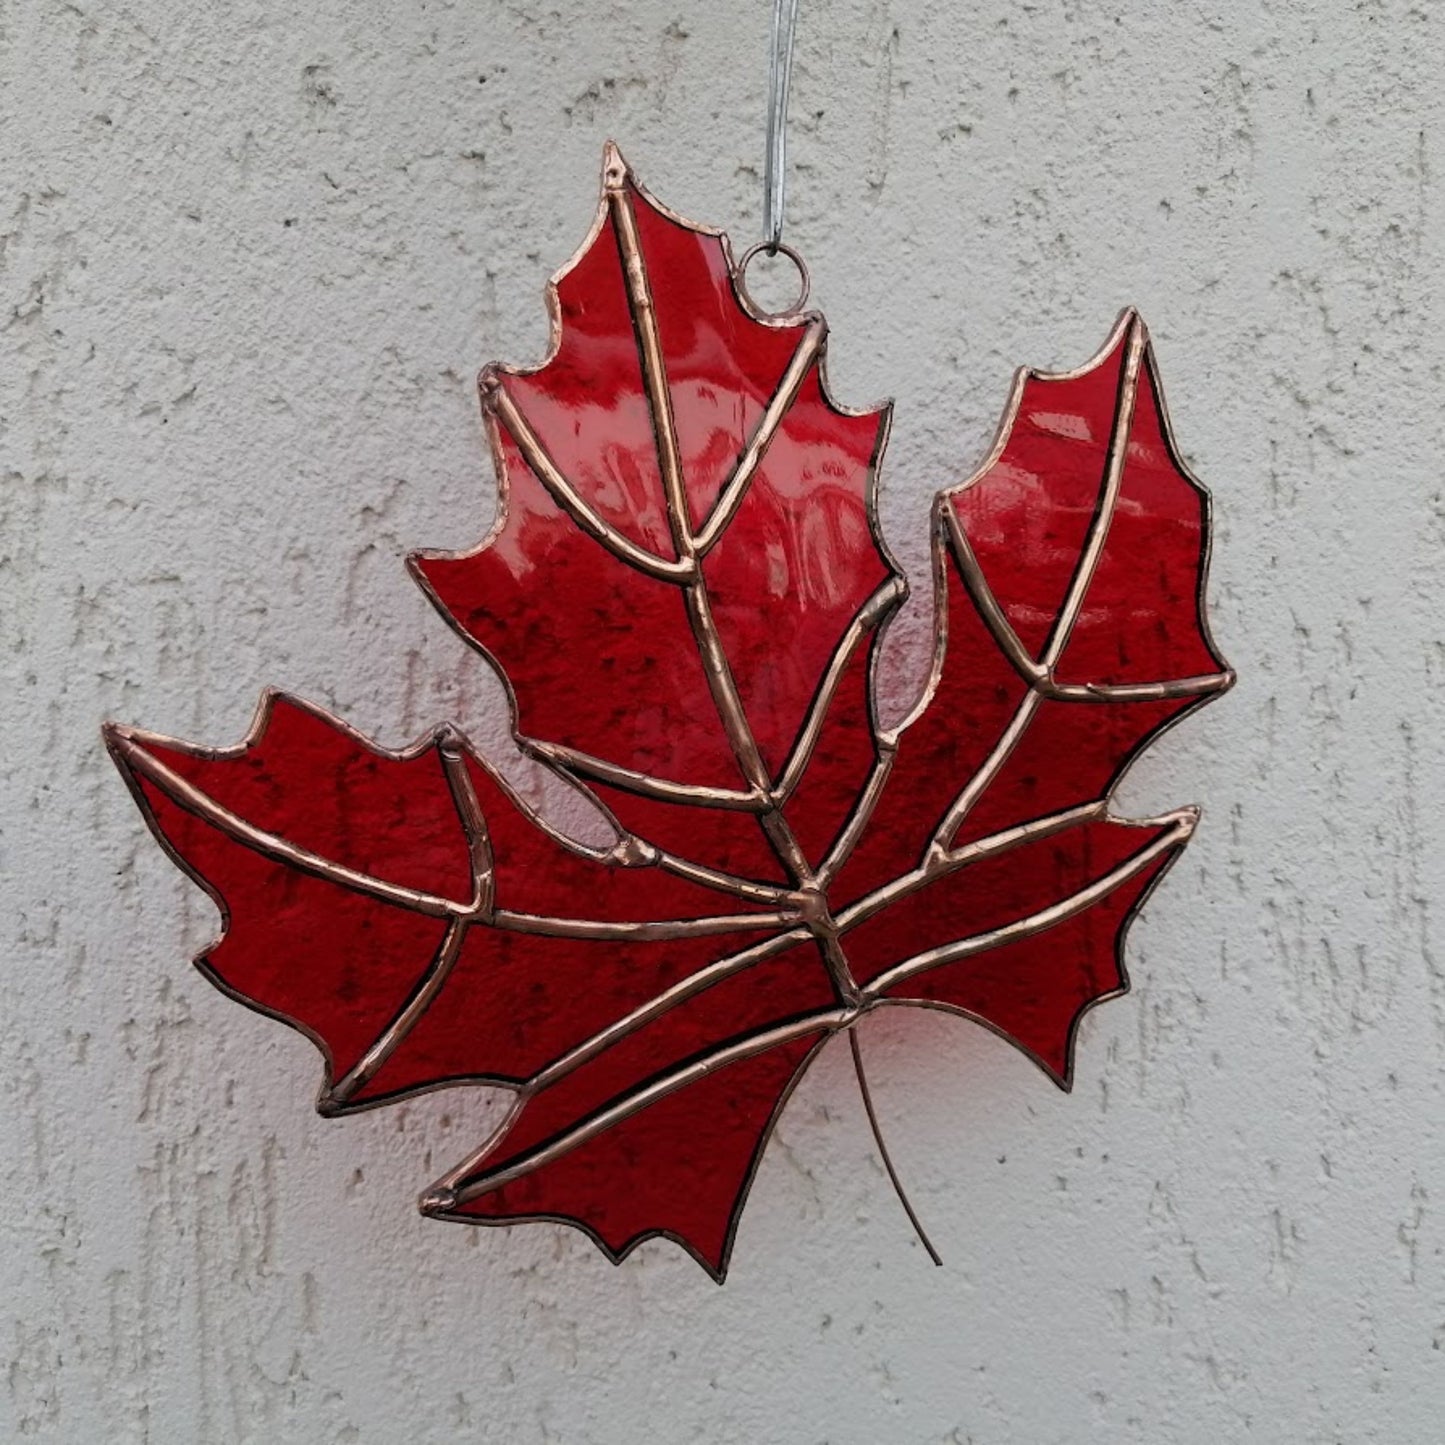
[{"left": 848, "top": 1028, "right": 943, "bottom": 1266}]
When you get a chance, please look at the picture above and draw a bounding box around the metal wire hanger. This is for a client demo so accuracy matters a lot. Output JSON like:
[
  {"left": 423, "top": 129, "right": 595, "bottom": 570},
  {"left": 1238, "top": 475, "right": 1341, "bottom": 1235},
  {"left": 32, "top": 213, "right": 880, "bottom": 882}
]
[
  {"left": 764, "top": 0, "right": 800, "bottom": 252},
  {"left": 736, "top": 0, "right": 812, "bottom": 317}
]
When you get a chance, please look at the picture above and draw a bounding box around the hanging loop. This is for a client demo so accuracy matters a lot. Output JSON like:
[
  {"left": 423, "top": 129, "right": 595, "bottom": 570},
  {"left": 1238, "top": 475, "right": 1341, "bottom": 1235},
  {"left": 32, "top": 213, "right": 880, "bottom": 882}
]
[
  {"left": 764, "top": 0, "right": 801, "bottom": 251},
  {"left": 735, "top": 240, "right": 811, "bottom": 317}
]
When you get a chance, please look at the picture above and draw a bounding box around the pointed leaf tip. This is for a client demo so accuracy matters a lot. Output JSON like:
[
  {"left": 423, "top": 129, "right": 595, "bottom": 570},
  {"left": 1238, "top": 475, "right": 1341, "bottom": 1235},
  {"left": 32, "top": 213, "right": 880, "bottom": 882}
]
[{"left": 602, "top": 139, "right": 628, "bottom": 190}]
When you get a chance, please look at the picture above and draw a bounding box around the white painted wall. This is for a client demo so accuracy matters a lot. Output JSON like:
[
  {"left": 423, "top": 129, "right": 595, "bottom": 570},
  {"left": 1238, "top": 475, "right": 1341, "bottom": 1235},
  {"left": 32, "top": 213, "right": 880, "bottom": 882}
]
[{"left": 4, "top": 0, "right": 1444, "bottom": 1440}]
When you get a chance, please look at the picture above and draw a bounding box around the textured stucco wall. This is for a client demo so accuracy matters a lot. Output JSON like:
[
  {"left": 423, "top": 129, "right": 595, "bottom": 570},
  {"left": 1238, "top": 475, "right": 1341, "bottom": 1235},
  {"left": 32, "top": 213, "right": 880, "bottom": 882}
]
[{"left": 4, "top": 1, "right": 1444, "bottom": 1441}]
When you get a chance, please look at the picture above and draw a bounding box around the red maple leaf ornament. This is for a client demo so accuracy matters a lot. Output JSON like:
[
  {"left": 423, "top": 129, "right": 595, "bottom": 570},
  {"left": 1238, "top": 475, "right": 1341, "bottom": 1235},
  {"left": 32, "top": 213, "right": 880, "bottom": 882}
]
[{"left": 105, "top": 145, "right": 1232, "bottom": 1281}]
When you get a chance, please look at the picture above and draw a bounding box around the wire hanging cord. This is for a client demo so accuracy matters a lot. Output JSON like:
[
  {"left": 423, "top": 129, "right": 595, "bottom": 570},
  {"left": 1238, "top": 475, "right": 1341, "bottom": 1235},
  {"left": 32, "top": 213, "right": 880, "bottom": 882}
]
[{"left": 764, "top": 0, "right": 801, "bottom": 251}]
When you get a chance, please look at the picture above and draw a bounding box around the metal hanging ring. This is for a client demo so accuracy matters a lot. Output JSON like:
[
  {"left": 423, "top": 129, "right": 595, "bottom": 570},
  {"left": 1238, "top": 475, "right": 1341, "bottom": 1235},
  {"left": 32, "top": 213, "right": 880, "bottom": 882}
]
[{"left": 735, "top": 240, "right": 811, "bottom": 318}]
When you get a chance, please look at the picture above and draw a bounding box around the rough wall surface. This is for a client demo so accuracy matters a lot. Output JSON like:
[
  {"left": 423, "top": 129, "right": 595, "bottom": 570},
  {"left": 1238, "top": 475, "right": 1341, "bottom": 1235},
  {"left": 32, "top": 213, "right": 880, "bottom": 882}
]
[{"left": 3, "top": 1, "right": 1443, "bottom": 1441}]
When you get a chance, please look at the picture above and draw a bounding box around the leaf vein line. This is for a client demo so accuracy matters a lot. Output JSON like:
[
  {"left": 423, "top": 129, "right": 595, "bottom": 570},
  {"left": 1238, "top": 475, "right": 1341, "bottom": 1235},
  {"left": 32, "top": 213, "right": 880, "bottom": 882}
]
[
  {"left": 860, "top": 816, "right": 1192, "bottom": 997},
  {"left": 445, "top": 1007, "right": 851, "bottom": 1205},
  {"left": 326, "top": 916, "right": 471, "bottom": 1106},
  {"left": 485, "top": 380, "right": 693, "bottom": 582},
  {"left": 694, "top": 316, "right": 827, "bottom": 555},
  {"left": 112, "top": 736, "right": 470, "bottom": 919},
  {"left": 1040, "top": 317, "right": 1147, "bottom": 670},
  {"left": 491, "top": 909, "right": 799, "bottom": 940}
]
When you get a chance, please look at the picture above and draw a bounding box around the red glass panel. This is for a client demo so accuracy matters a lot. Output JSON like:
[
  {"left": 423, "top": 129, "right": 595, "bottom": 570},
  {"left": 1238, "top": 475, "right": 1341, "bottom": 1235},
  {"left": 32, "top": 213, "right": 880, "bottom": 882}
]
[
  {"left": 134, "top": 774, "right": 453, "bottom": 1085},
  {"left": 844, "top": 818, "right": 1172, "bottom": 990},
  {"left": 455, "top": 1036, "right": 825, "bottom": 1274},
  {"left": 777, "top": 624, "right": 885, "bottom": 870},
  {"left": 107, "top": 149, "right": 1229, "bottom": 1279},
  {"left": 878, "top": 851, "right": 1176, "bottom": 1083},
  {"left": 414, "top": 180, "right": 889, "bottom": 793}
]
